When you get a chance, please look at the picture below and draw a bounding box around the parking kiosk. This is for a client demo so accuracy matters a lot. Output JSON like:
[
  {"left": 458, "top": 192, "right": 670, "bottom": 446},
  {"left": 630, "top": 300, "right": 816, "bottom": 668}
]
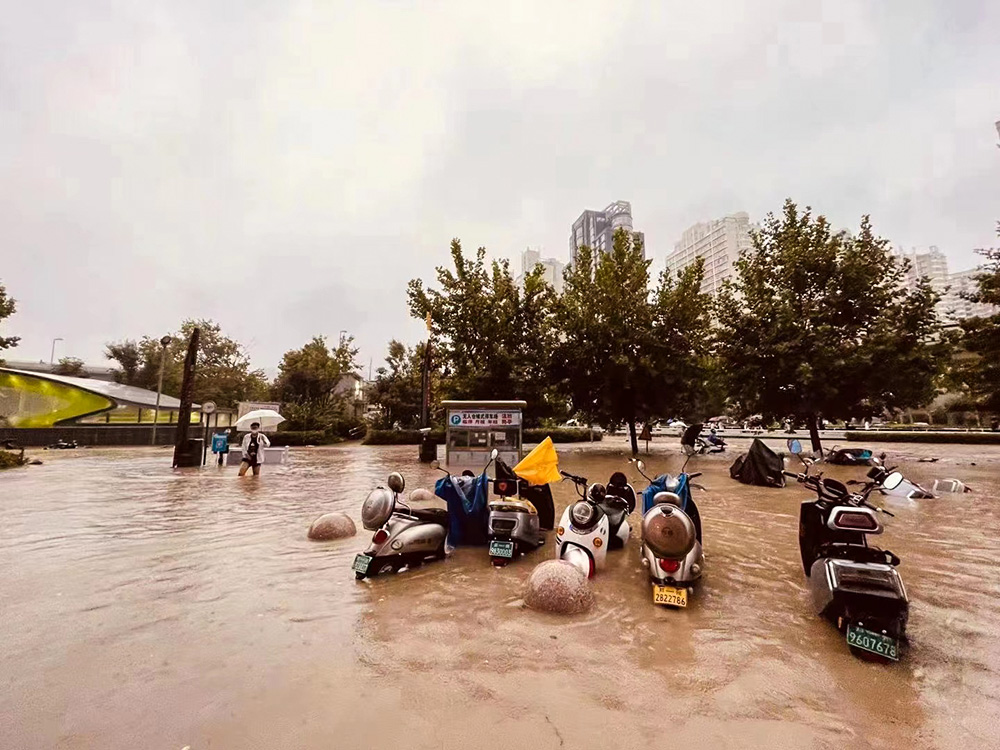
[{"left": 443, "top": 400, "right": 526, "bottom": 469}]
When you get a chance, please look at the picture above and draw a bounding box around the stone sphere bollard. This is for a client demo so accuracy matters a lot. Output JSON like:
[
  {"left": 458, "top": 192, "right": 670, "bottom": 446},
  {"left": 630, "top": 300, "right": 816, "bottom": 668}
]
[
  {"left": 409, "top": 488, "right": 436, "bottom": 504},
  {"left": 523, "top": 560, "right": 594, "bottom": 615},
  {"left": 307, "top": 512, "right": 357, "bottom": 541}
]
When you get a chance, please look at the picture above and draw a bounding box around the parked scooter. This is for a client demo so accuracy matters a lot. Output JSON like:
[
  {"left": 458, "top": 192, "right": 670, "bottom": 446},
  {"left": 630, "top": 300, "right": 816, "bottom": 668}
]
[
  {"left": 634, "top": 441, "right": 706, "bottom": 607},
  {"left": 786, "top": 439, "right": 909, "bottom": 661},
  {"left": 487, "top": 454, "right": 547, "bottom": 566},
  {"left": 555, "top": 471, "right": 631, "bottom": 578},
  {"left": 353, "top": 471, "right": 449, "bottom": 579},
  {"left": 685, "top": 423, "right": 725, "bottom": 454},
  {"left": 826, "top": 446, "right": 875, "bottom": 466}
]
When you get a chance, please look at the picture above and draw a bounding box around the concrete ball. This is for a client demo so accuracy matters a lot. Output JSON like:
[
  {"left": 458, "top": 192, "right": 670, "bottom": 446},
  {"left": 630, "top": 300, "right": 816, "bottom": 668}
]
[
  {"left": 409, "top": 488, "right": 436, "bottom": 504},
  {"left": 307, "top": 512, "right": 357, "bottom": 541},
  {"left": 523, "top": 560, "right": 594, "bottom": 615}
]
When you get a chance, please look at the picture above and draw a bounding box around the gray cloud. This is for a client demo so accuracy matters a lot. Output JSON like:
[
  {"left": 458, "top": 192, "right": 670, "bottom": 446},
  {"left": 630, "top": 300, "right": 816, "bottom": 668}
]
[{"left": 1, "top": 0, "right": 997, "bottom": 372}]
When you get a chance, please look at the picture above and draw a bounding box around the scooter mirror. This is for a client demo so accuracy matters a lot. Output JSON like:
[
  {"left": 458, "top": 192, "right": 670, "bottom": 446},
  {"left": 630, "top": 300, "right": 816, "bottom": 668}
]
[
  {"left": 430, "top": 460, "right": 440, "bottom": 470},
  {"left": 787, "top": 439, "right": 803, "bottom": 455},
  {"left": 490, "top": 448, "right": 499, "bottom": 460},
  {"left": 882, "top": 471, "right": 904, "bottom": 491},
  {"left": 387, "top": 472, "right": 405, "bottom": 494},
  {"left": 635, "top": 460, "right": 646, "bottom": 472}
]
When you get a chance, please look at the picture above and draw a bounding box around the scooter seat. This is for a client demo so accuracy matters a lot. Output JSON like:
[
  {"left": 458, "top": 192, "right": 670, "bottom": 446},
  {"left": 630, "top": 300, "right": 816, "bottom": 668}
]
[{"left": 409, "top": 507, "right": 450, "bottom": 527}]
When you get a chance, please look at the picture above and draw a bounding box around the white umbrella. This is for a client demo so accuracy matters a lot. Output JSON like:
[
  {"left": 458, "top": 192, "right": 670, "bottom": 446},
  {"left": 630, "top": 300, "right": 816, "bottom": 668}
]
[{"left": 235, "top": 409, "right": 285, "bottom": 431}]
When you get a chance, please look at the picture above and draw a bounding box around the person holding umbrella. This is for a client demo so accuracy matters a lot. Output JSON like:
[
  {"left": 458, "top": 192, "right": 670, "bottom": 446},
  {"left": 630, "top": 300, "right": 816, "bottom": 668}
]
[
  {"left": 238, "top": 422, "right": 270, "bottom": 476},
  {"left": 234, "top": 409, "right": 284, "bottom": 477}
]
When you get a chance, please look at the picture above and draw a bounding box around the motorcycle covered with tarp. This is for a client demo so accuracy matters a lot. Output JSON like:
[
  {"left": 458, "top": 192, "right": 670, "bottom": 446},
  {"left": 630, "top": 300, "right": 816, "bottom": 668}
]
[{"left": 729, "top": 438, "right": 786, "bottom": 487}]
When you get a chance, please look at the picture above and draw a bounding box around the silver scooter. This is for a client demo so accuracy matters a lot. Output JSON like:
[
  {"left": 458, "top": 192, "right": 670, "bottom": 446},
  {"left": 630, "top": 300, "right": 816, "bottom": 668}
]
[
  {"left": 487, "top": 453, "right": 546, "bottom": 566},
  {"left": 634, "top": 445, "right": 706, "bottom": 608},
  {"left": 352, "top": 471, "right": 449, "bottom": 579}
]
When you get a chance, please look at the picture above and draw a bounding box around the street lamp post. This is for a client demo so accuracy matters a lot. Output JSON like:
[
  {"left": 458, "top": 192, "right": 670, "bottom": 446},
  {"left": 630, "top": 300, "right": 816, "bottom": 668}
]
[
  {"left": 49, "top": 337, "right": 63, "bottom": 366},
  {"left": 151, "top": 335, "right": 172, "bottom": 446}
]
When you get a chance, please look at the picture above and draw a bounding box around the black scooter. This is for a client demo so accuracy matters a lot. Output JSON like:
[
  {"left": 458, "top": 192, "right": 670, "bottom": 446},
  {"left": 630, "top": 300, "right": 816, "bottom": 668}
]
[{"left": 786, "top": 439, "right": 909, "bottom": 662}]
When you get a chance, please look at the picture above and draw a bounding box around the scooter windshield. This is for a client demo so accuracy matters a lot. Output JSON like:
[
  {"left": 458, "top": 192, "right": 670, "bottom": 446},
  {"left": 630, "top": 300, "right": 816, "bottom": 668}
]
[{"left": 642, "top": 473, "right": 692, "bottom": 514}]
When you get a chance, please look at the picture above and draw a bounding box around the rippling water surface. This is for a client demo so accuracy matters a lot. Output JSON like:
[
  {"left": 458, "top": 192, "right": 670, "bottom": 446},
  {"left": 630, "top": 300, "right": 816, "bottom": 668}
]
[{"left": 2, "top": 439, "right": 999, "bottom": 749}]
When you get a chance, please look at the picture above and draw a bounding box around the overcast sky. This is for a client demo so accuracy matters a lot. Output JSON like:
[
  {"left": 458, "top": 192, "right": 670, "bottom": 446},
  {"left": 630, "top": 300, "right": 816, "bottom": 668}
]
[{"left": 2, "top": 0, "right": 998, "bottom": 375}]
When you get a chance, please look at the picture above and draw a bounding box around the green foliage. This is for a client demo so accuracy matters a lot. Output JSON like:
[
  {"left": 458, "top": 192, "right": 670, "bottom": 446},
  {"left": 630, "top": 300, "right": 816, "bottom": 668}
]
[
  {"left": 552, "top": 230, "right": 713, "bottom": 454},
  {"left": 844, "top": 430, "right": 1000, "bottom": 444},
  {"left": 523, "top": 427, "right": 601, "bottom": 443},
  {"left": 268, "top": 431, "right": 342, "bottom": 447},
  {"left": 367, "top": 339, "right": 431, "bottom": 429},
  {"left": 53, "top": 357, "right": 86, "bottom": 376},
  {"left": 272, "top": 335, "right": 359, "bottom": 431},
  {"left": 0, "top": 281, "right": 20, "bottom": 362},
  {"left": 956, "top": 224, "right": 1000, "bottom": 412},
  {"left": 407, "top": 239, "right": 560, "bottom": 426},
  {"left": 362, "top": 428, "right": 446, "bottom": 445},
  {"left": 714, "top": 199, "right": 947, "bottom": 447},
  {"left": 105, "top": 320, "right": 268, "bottom": 407}
]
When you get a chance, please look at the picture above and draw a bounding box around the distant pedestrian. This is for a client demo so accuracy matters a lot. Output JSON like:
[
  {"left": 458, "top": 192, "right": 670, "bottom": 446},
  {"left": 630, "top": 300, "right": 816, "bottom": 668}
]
[{"left": 238, "top": 422, "right": 271, "bottom": 477}]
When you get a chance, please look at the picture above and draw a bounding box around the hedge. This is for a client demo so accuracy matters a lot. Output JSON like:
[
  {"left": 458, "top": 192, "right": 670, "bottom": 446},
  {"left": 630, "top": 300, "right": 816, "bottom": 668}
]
[
  {"left": 524, "top": 428, "right": 601, "bottom": 443},
  {"left": 268, "top": 431, "right": 344, "bottom": 447},
  {"left": 361, "top": 427, "right": 601, "bottom": 445},
  {"left": 363, "top": 429, "right": 446, "bottom": 445},
  {"left": 845, "top": 430, "right": 1000, "bottom": 445}
]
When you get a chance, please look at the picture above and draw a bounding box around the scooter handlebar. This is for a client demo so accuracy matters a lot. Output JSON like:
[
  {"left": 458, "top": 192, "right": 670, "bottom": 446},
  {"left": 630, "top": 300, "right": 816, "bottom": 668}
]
[{"left": 559, "top": 470, "right": 588, "bottom": 485}]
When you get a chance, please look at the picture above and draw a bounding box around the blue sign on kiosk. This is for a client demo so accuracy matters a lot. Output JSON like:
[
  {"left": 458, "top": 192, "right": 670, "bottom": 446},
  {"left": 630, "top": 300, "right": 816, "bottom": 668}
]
[{"left": 211, "top": 434, "right": 229, "bottom": 454}]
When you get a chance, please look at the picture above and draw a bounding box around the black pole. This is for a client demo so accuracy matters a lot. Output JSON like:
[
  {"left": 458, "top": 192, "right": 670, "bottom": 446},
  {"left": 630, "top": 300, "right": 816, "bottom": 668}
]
[
  {"left": 172, "top": 328, "right": 200, "bottom": 468},
  {"left": 421, "top": 339, "right": 432, "bottom": 428}
]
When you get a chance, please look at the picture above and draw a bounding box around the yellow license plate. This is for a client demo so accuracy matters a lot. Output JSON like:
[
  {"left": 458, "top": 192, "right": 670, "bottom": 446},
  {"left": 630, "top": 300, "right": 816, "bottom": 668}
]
[{"left": 653, "top": 585, "right": 688, "bottom": 607}]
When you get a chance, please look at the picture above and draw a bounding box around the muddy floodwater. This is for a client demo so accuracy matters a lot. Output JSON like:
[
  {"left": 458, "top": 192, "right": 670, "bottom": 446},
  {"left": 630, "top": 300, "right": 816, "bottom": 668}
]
[{"left": 3, "top": 439, "right": 1000, "bottom": 749}]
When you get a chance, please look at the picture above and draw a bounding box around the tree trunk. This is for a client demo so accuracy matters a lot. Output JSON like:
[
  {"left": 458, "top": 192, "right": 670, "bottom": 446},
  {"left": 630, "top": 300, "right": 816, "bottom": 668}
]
[
  {"left": 628, "top": 419, "right": 639, "bottom": 457},
  {"left": 806, "top": 412, "right": 823, "bottom": 456}
]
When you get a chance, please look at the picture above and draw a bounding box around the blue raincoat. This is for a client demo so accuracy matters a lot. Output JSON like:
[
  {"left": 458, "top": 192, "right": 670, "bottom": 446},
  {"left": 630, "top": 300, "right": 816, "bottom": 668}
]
[{"left": 435, "top": 471, "right": 490, "bottom": 547}]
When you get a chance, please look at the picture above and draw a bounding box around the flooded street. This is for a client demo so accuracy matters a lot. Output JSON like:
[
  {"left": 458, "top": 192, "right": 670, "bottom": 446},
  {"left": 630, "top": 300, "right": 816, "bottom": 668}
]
[{"left": 3, "top": 440, "right": 1000, "bottom": 750}]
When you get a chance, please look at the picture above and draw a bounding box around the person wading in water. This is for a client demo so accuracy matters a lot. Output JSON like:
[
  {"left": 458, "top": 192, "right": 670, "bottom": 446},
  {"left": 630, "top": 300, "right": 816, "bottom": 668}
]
[{"left": 238, "top": 422, "right": 271, "bottom": 477}]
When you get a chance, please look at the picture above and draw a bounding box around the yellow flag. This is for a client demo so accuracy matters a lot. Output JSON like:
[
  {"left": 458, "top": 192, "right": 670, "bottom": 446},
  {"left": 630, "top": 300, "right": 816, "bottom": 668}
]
[{"left": 514, "top": 437, "right": 561, "bottom": 485}]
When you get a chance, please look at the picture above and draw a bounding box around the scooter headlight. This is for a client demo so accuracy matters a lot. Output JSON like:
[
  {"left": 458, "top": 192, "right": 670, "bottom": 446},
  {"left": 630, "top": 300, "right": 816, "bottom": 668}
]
[{"left": 571, "top": 501, "right": 596, "bottom": 528}]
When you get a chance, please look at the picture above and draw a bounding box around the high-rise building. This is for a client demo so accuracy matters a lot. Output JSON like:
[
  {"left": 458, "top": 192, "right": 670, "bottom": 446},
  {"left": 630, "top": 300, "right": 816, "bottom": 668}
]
[
  {"left": 569, "top": 201, "right": 645, "bottom": 264},
  {"left": 895, "top": 245, "right": 1000, "bottom": 322},
  {"left": 665, "top": 212, "right": 754, "bottom": 296},
  {"left": 938, "top": 267, "right": 998, "bottom": 323},
  {"left": 517, "top": 248, "right": 565, "bottom": 293},
  {"left": 898, "top": 245, "right": 950, "bottom": 296}
]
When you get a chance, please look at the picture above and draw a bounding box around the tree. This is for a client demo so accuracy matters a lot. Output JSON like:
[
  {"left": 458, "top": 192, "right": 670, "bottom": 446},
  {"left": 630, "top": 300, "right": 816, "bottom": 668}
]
[
  {"left": 105, "top": 341, "right": 142, "bottom": 385},
  {"left": 105, "top": 319, "right": 268, "bottom": 407},
  {"left": 54, "top": 357, "right": 86, "bottom": 376},
  {"left": 367, "top": 339, "right": 428, "bottom": 429},
  {"left": 553, "top": 230, "right": 713, "bottom": 455},
  {"left": 956, "top": 223, "right": 1000, "bottom": 414},
  {"left": 406, "top": 239, "right": 560, "bottom": 426},
  {"left": 273, "top": 335, "right": 359, "bottom": 430},
  {"left": 714, "top": 199, "right": 946, "bottom": 452},
  {"left": 0, "top": 281, "right": 20, "bottom": 364}
]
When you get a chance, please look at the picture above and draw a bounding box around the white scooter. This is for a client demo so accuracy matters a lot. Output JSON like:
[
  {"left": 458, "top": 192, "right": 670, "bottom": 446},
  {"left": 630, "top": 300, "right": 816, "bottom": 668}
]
[{"left": 555, "top": 471, "right": 631, "bottom": 578}]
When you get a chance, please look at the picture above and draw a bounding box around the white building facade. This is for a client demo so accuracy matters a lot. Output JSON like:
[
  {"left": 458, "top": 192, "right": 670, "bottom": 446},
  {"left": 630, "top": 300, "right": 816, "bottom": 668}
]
[
  {"left": 665, "top": 212, "right": 754, "bottom": 295},
  {"left": 517, "top": 248, "right": 565, "bottom": 293}
]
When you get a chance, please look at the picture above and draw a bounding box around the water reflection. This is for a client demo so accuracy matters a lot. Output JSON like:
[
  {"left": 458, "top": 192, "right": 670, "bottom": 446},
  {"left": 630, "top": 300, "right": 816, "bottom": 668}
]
[{"left": 1, "top": 441, "right": 998, "bottom": 749}]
